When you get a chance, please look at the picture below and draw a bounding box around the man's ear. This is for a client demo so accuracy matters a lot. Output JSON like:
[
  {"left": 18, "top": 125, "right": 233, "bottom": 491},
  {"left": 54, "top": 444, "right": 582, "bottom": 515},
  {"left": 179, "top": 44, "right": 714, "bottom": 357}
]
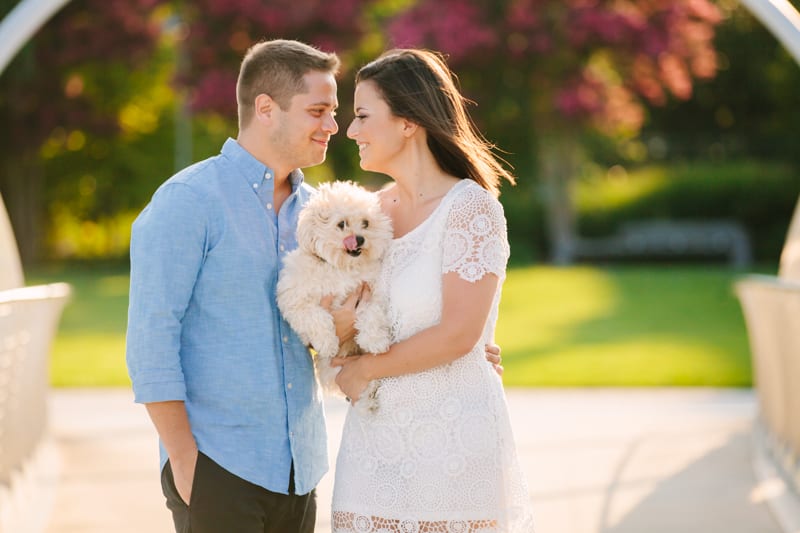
[{"left": 254, "top": 94, "right": 276, "bottom": 124}]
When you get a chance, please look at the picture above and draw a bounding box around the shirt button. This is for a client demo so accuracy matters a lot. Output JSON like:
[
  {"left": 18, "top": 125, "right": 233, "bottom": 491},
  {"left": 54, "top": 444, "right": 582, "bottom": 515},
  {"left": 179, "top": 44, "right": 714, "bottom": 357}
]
[
  {"left": 289, "top": 431, "right": 294, "bottom": 438},
  {"left": 252, "top": 183, "right": 259, "bottom": 189},
  {"left": 287, "top": 382, "right": 293, "bottom": 390},
  {"left": 282, "top": 336, "right": 289, "bottom": 343},
  {"left": 266, "top": 203, "right": 272, "bottom": 210},
  {"left": 265, "top": 171, "right": 272, "bottom": 180},
  {"left": 279, "top": 244, "right": 285, "bottom": 252}
]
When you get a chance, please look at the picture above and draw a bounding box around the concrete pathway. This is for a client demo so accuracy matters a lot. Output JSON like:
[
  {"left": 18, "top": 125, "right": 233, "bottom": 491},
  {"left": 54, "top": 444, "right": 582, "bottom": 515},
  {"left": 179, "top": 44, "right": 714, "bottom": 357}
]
[{"left": 34, "top": 388, "right": 796, "bottom": 533}]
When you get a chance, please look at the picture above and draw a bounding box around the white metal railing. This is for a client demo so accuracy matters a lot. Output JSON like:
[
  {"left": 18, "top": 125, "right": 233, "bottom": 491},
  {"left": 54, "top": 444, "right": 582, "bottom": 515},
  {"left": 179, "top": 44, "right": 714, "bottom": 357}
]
[
  {"left": 0, "top": 284, "right": 70, "bottom": 484},
  {"left": 0, "top": 193, "right": 70, "bottom": 531},
  {"left": 736, "top": 197, "right": 800, "bottom": 495}
]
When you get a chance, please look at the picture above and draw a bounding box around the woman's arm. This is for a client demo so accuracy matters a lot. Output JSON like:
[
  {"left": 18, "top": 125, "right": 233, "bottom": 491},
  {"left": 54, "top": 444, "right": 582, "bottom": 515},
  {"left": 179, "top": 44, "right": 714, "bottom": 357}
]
[{"left": 333, "top": 269, "right": 499, "bottom": 400}]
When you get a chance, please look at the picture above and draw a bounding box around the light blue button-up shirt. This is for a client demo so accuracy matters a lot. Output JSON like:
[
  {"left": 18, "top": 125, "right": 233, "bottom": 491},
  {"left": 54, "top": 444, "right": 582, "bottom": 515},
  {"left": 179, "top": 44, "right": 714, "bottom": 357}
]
[{"left": 126, "top": 138, "right": 327, "bottom": 495}]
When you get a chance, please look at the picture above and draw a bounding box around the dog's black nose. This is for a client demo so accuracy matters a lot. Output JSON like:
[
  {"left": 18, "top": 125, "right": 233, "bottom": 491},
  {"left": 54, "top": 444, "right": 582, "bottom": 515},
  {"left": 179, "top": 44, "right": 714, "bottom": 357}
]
[{"left": 355, "top": 235, "right": 365, "bottom": 247}]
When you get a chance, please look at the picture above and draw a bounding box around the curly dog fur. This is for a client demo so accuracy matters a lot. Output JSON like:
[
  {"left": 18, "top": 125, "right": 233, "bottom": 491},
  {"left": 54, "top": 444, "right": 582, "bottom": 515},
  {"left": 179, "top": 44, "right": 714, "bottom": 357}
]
[{"left": 277, "top": 181, "right": 392, "bottom": 412}]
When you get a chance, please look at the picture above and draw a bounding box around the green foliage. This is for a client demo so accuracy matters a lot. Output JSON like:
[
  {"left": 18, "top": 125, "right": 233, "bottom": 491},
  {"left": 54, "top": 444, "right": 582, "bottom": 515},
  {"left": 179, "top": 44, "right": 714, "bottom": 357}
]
[
  {"left": 572, "top": 161, "right": 800, "bottom": 260},
  {"left": 642, "top": 0, "right": 800, "bottom": 165},
  {"left": 501, "top": 184, "right": 546, "bottom": 265},
  {"left": 40, "top": 109, "right": 237, "bottom": 259},
  {"left": 31, "top": 263, "right": 753, "bottom": 388}
]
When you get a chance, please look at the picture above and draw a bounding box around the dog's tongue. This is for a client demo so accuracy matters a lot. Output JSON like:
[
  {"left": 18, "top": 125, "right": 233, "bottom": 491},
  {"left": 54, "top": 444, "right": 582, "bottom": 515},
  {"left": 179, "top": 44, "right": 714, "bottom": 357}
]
[{"left": 343, "top": 234, "right": 359, "bottom": 251}]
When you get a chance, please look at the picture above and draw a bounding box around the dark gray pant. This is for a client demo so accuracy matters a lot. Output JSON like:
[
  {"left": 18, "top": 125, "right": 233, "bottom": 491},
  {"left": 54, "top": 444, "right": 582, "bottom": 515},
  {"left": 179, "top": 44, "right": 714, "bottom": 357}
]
[{"left": 161, "top": 452, "right": 316, "bottom": 533}]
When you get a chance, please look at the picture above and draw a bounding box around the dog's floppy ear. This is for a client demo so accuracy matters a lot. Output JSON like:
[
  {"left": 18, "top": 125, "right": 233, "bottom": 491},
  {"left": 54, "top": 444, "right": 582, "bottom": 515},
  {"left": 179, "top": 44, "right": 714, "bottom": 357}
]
[
  {"left": 314, "top": 183, "right": 333, "bottom": 220},
  {"left": 296, "top": 197, "right": 331, "bottom": 253},
  {"left": 296, "top": 209, "right": 314, "bottom": 251},
  {"left": 314, "top": 204, "right": 331, "bottom": 225}
]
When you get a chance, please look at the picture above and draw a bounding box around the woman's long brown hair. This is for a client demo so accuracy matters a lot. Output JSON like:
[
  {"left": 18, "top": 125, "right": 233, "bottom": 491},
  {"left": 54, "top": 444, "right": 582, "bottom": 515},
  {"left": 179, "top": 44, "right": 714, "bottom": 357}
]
[{"left": 355, "top": 49, "right": 515, "bottom": 197}]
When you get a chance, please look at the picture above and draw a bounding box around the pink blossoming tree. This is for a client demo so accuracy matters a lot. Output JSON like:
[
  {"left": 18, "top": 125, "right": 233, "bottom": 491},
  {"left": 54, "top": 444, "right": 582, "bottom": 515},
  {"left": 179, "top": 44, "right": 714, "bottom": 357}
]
[
  {"left": 384, "top": 0, "right": 723, "bottom": 263},
  {"left": 0, "top": 0, "right": 164, "bottom": 261},
  {"left": 176, "top": 0, "right": 374, "bottom": 117}
]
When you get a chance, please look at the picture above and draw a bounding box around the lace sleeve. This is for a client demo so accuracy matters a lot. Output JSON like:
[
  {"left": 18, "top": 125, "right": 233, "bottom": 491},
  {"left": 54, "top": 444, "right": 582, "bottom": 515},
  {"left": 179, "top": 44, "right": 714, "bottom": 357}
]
[{"left": 442, "top": 183, "right": 510, "bottom": 282}]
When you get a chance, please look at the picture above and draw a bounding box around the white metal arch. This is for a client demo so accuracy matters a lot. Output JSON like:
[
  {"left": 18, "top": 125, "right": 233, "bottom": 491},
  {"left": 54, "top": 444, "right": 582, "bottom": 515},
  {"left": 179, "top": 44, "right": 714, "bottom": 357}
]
[
  {"left": 0, "top": 0, "right": 70, "bottom": 75},
  {"left": 740, "top": 0, "right": 800, "bottom": 65}
]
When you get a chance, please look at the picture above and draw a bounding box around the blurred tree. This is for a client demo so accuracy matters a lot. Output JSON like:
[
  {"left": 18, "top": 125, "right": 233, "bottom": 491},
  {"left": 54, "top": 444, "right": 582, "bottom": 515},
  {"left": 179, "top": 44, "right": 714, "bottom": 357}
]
[
  {"left": 173, "top": 0, "right": 432, "bottom": 193},
  {"left": 0, "top": 0, "right": 164, "bottom": 263},
  {"left": 2, "top": 0, "right": 750, "bottom": 263},
  {"left": 381, "top": 0, "right": 724, "bottom": 263},
  {"left": 177, "top": 0, "right": 372, "bottom": 115},
  {"left": 643, "top": 0, "right": 800, "bottom": 165}
]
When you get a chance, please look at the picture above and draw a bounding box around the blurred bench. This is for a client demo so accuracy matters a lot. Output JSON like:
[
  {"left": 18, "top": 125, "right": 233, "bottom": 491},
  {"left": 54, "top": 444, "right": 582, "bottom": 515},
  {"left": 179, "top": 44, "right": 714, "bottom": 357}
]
[
  {"left": 736, "top": 197, "right": 800, "bottom": 496},
  {"left": 575, "top": 219, "right": 753, "bottom": 267},
  {"left": 0, "top": 193, "right": 69, "bottom": 531}
]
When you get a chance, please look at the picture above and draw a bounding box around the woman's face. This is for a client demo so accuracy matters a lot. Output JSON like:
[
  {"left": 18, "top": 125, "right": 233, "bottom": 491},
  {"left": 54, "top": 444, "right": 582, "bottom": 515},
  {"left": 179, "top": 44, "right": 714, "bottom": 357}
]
[{"left": 347, "top": 80, "right": 408, "bottom": 174}]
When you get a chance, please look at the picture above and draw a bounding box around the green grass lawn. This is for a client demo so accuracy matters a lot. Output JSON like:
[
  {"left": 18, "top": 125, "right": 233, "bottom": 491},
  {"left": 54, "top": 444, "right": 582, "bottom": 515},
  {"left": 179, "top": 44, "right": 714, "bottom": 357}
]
[
  {"left": 29, "top": 262, "right": 132, "bottom": 387},
  {"left": 29, "top": 262, "right": 757, "bottom": 388},
  {"left": 498, "top": 265, "right": 753, "bottom": 387}
]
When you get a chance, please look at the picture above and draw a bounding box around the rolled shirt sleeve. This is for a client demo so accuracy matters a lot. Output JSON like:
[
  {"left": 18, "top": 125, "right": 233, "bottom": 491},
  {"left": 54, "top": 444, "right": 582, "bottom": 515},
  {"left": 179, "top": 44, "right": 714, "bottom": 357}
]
[{"left": 126, "top": 182, "right": 209, "bottom": 403}]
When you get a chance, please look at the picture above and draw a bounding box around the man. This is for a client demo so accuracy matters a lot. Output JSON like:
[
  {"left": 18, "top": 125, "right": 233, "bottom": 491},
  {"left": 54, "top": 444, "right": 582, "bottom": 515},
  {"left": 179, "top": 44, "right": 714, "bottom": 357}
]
[{"left": 126, "top": 39, "right": 341, "bottom": 532}]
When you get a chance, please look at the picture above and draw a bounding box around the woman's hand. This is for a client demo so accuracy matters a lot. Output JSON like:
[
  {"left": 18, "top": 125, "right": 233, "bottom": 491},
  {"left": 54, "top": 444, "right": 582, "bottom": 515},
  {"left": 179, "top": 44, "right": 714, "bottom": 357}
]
[
  {"left": 331, "top": 354, "right": 374, "bottom": 403},
  {"left": 485, "top": 343, "right": 503, "bottom": 377},
  {"left": 322, "top": 283, "right": 367, "bottom": 346}
]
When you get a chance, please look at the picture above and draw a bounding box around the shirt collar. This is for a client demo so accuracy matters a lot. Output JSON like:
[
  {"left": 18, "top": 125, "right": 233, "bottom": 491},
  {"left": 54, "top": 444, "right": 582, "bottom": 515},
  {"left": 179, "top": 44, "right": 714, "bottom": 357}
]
[{"left": 221, "top": 138, "right": 305, "bottom": 193}]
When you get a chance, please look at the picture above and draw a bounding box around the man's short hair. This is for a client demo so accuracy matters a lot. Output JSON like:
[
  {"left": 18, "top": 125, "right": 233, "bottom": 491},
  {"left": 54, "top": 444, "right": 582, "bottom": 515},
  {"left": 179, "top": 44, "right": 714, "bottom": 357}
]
[{"left": 237, "top": 39, "right": 340, "bottom": 130}]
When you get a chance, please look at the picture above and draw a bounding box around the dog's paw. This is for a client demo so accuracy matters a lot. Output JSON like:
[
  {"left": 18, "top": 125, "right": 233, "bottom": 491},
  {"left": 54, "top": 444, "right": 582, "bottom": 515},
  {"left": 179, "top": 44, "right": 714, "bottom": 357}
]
[
  {"left": 355, "top": 329, "right": 390, "bottom": 354},
  {"left": 353, "top": 381, "right": 380, "bottom": 415},
  {"left": 354, "top": 307, "right": 391, "bottom": 354},
  {"left": 313, "top": 335, "right": 341, "bottom": 360}
]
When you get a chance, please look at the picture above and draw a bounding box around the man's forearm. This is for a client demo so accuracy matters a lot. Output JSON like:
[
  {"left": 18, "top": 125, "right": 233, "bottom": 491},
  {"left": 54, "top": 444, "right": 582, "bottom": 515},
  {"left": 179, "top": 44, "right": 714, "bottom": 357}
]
[{"left": 145, "top": 400, "right": 197, "bottom": 461}]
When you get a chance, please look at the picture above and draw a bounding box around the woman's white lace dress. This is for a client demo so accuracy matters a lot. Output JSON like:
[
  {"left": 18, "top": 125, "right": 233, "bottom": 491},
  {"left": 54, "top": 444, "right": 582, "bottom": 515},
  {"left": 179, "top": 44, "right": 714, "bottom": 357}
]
[{"left": 331, "top": 180, "right": 535, "bottom": 533}]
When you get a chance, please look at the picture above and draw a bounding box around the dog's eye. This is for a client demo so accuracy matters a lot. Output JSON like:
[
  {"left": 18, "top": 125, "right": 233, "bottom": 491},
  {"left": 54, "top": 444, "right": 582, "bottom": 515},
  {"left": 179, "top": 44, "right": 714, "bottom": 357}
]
[
  {"left": 337, "top": 221, "right": 346, "bottom": 230},
  {"left": 362, "top": 219, "right": 369, "bottom": 229}
]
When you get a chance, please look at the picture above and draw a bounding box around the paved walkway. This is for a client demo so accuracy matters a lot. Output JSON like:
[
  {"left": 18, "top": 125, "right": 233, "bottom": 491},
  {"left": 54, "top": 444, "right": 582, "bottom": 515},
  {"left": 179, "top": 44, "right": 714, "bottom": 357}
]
[{"left": 29, "top": 388, "right": 799, "bottom": 532}]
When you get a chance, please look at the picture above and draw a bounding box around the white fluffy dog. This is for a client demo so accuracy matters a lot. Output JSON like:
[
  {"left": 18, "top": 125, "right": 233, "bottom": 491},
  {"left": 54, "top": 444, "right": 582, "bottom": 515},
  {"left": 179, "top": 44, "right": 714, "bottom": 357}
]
[{"left": 277, "top": 180, "right": 393, "bottom": 411}]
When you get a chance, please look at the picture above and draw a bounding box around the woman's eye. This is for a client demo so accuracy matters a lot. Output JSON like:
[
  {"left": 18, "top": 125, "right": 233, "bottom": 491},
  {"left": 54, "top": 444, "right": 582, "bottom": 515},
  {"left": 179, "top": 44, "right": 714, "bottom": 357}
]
[
  {"left": 337, "top": 221, "right": 346, "bottom": 230},
  {"left": 355, "top": 114, "right": 367, "bottom": 120}
]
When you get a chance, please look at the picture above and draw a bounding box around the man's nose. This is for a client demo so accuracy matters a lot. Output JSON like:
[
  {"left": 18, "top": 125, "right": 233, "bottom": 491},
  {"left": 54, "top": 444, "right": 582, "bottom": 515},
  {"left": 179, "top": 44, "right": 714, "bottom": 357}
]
[{"left": 324, "top": 113, "right": 338, "bottom": 134}]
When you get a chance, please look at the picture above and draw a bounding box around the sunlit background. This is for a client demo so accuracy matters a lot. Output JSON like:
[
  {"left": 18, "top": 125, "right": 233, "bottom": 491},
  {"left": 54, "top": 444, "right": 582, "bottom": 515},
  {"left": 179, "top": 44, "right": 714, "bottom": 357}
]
[{"left": 2, "top": 0, "right": 799, "bottom": 387}]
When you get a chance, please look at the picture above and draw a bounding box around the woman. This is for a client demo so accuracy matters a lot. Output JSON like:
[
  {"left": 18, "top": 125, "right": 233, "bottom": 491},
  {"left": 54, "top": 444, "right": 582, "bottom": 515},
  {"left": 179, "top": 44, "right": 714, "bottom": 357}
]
[{"left": 330, "top": 49, "right": 535, "bottom": 532}]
